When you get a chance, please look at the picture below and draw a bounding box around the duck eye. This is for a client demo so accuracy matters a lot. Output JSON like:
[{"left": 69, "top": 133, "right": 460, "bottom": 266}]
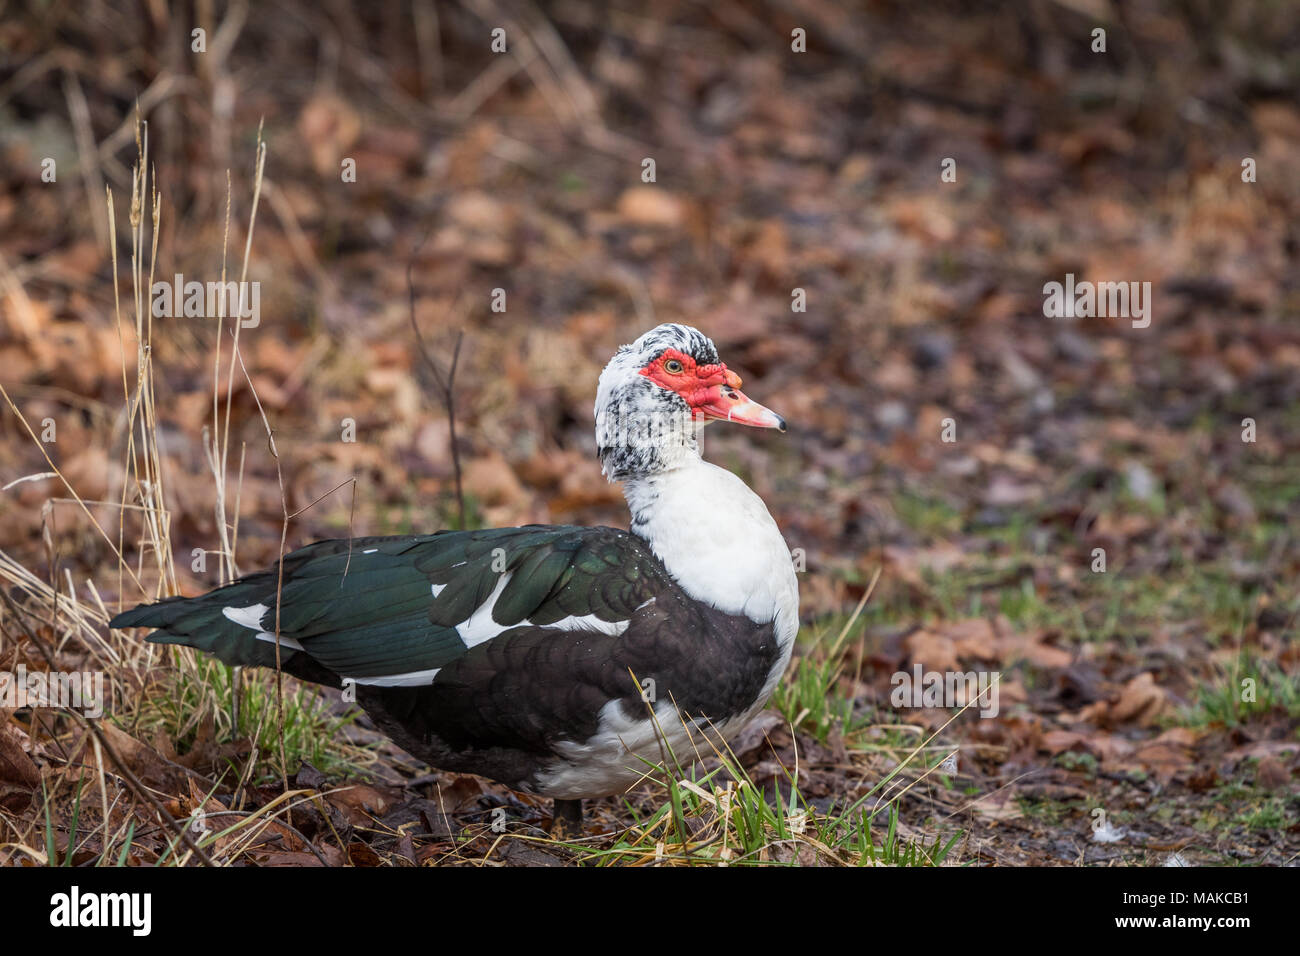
[{"left": 664, "top": 359, "right": 684, "bottom": 374}]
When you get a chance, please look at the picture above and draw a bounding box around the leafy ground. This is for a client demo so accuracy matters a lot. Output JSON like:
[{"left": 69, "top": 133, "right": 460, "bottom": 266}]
[{"left": 0, "top": 1, "right": 1297, "bottom": 865}]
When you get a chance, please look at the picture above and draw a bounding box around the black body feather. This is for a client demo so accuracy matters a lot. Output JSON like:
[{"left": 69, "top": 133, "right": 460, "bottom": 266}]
[{"left": 110, "top": 525, "right": 779, "bottom": 796}]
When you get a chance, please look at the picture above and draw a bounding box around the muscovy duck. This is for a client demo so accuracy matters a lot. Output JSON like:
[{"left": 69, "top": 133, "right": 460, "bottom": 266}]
[{"left": 110, "top": 323, "right": 799, "bottom": 835}]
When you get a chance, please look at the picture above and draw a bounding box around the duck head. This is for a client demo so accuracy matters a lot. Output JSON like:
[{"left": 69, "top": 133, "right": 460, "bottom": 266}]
[{"left": 595, "top": 323, "right": 785, "bottom": 481}]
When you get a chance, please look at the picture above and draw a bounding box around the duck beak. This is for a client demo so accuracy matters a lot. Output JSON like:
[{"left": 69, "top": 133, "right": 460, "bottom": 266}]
[{"left": 694, "top": 376, "right": 787, "bottom": 431}]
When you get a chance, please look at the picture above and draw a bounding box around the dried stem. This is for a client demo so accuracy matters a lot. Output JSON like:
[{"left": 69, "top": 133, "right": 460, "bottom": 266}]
[{"left": 407, "top": 228, "right": 466, "bottom": 529}]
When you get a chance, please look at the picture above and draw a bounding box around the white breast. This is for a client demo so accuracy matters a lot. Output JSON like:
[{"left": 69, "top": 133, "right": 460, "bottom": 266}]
[
  {"left": 624, "top": 458, "right": 800, "bottom": 705},
  {"left": 625, "top": 461, "right": 798, "bottom": 631}
]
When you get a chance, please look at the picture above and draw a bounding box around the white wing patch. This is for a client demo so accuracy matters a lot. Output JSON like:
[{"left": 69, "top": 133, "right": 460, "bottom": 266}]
[
  {"left": 529, "top": 614, "right": 629, "bottom": 637},
  {"left": 225, "top": 603, "right": 304, "bottom": 652},
  {"left": 223, "top": 603, "right": 269, "bottom": 631},
  {"left": 347, "top": 667, "right": 441, "bottom": 687},
  {"left": 455, "top": 572, "right": 514, "bottom": 647},
  {"left": 441, "top": 572, "right": 632, "bottom": 648},
  {"left": 254, "top": 631, "right": 305, "bottom": 652}
]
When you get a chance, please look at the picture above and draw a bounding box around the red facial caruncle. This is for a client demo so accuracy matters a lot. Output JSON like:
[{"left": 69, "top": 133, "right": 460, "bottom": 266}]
[{"left": 639, "top": 348, "right": 786, "bottom": 431}]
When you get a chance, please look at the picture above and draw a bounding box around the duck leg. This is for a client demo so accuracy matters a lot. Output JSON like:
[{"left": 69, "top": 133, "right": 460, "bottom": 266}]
[{"left": 550, "top": 798, "right": 583, "bottom": 840}]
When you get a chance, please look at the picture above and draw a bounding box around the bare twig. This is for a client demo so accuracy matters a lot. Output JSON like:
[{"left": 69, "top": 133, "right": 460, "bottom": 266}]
[
  {"left": 406, "top": 228, "right": 466, "bottom": 529},
  {"left": 230, "top": 338, "right": 359, "bottom": 791},
  {"left": 229, "top": 341, "right": 290, "bottom": 794}
]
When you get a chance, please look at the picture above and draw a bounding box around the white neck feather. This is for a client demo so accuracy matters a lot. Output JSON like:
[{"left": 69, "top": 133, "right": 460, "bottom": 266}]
[{"left": 623, "top": 459, "right": 799, "bottom": 644}]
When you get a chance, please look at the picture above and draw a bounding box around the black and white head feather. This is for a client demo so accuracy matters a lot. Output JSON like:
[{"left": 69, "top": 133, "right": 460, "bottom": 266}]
[{"left": 594, "top": 324, "right": 720, "bottom": 481}]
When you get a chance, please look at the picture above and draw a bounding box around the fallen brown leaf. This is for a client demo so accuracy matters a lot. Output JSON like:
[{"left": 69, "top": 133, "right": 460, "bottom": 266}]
[
  {"left": 1109, "top": 672, "right": 1167, "bottom": 727},
  {"left": 0, "top": 715, "right": 39, "bottom": 787}
]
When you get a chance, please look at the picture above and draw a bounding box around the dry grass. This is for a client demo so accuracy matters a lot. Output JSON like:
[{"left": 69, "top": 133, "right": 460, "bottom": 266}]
[{"left": 0, "top": 114, "right": 334, "bottom": 867}]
